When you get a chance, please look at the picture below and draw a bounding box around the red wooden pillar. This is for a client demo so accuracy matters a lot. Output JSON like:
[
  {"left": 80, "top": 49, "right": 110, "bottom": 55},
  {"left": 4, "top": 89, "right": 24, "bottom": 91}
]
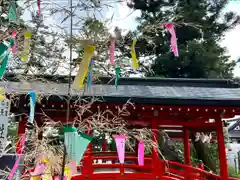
[
  {"left": 16, "top": 116, "right": 27, "bottom": 154},
  {"left": 183, "top": 128, "right": 191, "bottom": 165},
  {"left": 152, "top": 118, "right": 161, "bottom": 177},
  {"left": 216, "top": 117, "right": 228, "bottom": 180}
]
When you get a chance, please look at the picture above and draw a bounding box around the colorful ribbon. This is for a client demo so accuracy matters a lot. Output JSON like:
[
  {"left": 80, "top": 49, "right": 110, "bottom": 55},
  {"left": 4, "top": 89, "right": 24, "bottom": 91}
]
[
  {"left": 165, "top": 24, "right": 179, "bottom": 57},
  {"left": 9, "top": 0, "right": 17, "bottom": 24},
  {"left": 109, "top": 38, "right": 115, "bottom": 65},
  {"left": 0, "top": 88, "right": 5, "bottom": 101},
  {"left": 131, "top": 39, "right": 139, "bottom": 69},
  {"left": 72, "top": 45, "right": 96, "bottom": 88},
  {"left": 138, "top": 141, "right": 144, "bottom": 166},
  {"left": 37, "top": 0, "right": 41, "bottom": 16},
  {"left": 114, "top": 135, "right": 126, "bottom": 164},
  {"left": 11, "top": 31, "right": 17, "bottom": 53},
  {"left": 8, "top": 134, "right": 26, "bottom": 180},
  {"left": 28, "top": 91, "right": 36, "bottom": 123},
  {"left": 87, "top": 58, "right": 94, "bottom": 89},
  {"left": 21, "top": 32, "right": 32, "bottom": 62},
  {"left": 115, "top": 67, "right": 120, "bottom": 89}
]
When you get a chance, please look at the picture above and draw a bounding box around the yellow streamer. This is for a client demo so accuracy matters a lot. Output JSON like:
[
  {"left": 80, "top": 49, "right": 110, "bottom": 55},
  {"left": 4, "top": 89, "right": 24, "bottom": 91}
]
[
  {"left": 131, "top": 39, "right": 139, "bottom": 69},
  {"left": 72, "top": 45, "right": 96, "bottom": 88},
  {"left": 41, "top": 159, "right": 52, "bottom": 180},
  {"left": 64, "top": 167, "right": 72, "bottom": 180},
  {"left": 0, "top": 88, "right": 5, "bottom": 101},
  {"left": 21, "top": 32, "right": 32, "bottom": 62}
]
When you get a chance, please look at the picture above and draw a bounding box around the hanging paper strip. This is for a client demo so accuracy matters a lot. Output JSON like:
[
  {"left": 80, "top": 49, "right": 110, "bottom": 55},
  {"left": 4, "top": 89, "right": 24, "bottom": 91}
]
[
  {"left": 115, "top": 67, "right": 120, "bottom": 89},
  {"left": 165, "top": 24, "right": 179, "bottom": 57},
  {"left": 0, "top": 43, "right": 8, "bottom": 62},
  {"left": 37, "top": 0, "right": 41, "bottom": 16},
  {"left": 11, "top": 31, "right": 17, "bottom": 53},
  {"left": 68, "top": 161, "right": 77, "bottom": 175},
  {"left": 28, "top": 91, "right": 36, "bottom": 123},
  {"left": 21, "top": 32, "right": 32, "bottom": 62},
  {"left": 131, "top": 39, "right": 139, "bottom": 69},
  {"left": 64, "top": 167, "right": 71, "bottom": 180},
  {"left": 74, "top": 132, "right": 93, "bottom": 165},
  {"left": 109, "top": 38, "right": 115, "bottom": 65},
  {"left": 30, "top": 163, "right": 45, "bottom": 180},
  {"left": 72, "top": 45, "right": 96, "bottom": 88},
  {"left": 41, "top": 159, "right": 52, "bottom": 180},
  {"left": 64, "top": 126, "right": 77, "bottom": 162},
  {"left": 138, "top": 141, "right": 144, "bottom": 166},
  {"left": 0, "top": 54, "right": 9, "bottom": 79},
  {"left": 0, "top": 88, "right": 5, "bottom": 101},
  {"left": 9, "top": 0, "right": 17, "bottom": 24},
  {"left": 114, "top": 135, "right": 126, "bottom": 164},
  {"left": 87, "top": 58, "right": 94, "bottom": 89},
  {"left": 8, "top": 134, "right": 26, "bottom": 180}
]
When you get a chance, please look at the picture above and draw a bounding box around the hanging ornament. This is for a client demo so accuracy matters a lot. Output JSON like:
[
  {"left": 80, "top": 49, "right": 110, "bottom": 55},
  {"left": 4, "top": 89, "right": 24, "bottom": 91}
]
[
  {"left": 37, "top": 0, "right": 41, "bottom": 16},
  {"left": 115, "top": 67, "right": 120, "bottom": 89},
  {"left": 113, "top": 135, "right": 126, "bottom": 164},
  {"left": 87, "top": 58, "right": 94, "bottom": 89},
  {"left": 73, "top": 45, "right": 96, "bottom": 88},
  {"left": 0, "top": 88, "right": 5, "bottom": 101},
  {"left": 11, "top": 31, "right": 17, "bottom": 53},
  {"left": 8, "top": 134, "right": 26, "bottom": 180},
  {"left": 9, "top": 0, "right": 18, "bottom": 24},
  {"left": 109, "top": 38, "right": 115, "bottom": 65},
  {"left": 138, "top": 141, "right": 144, "bottom": 166},
  {"left": 28, "top": 91, "right": 36, "bottom": 124},
  {"left": 41, "top": 159, "right": 52, "bottom": 180},
  {"left": 131, "top": 39, "right": 139, "bottom": 69},
  {"left": 21, "top": 31, "right": 32, "bottom": 62},
  {"left": 165, "top": 24, "right": 179, "bottom": 57}
]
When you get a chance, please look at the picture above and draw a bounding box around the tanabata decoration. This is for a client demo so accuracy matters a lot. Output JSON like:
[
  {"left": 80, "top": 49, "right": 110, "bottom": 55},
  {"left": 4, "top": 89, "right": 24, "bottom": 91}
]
[
  {"left": 115, "top": 67, "right": 120, "bottom": 89},
  {"left": 87, "top": 58, "right": 94, "bottom": 89},
  {"left": 0, "top": 88, "right": 5, "bottom": 101},
  {"left": 0, "top": 43, "right": 9, "bottom": 79},
  {"left": 37, "top": 0, "right": 41, "bottom": 16},
  {"left": 72, "top": 45, "right": 96, "bottom": 88},
  {"left": 165, "top": 24, "right": 179, "bottom": 57},
  {"left": 109, "top": 38, "right": 115, "bottom": 65},
  {"left": 30, "top": 163, "right": 46, "bottom": 180},
  {"left": 138, "top": 141, "right": 144, "bottom": 166},
  {"left": 9, "top": 0, "right": 18, "bottom": 24},
  {"left": 21, "top": 31, "right": 32, "bottom": 62},
  {"left": 64, "top": 127, "right": 93, "bottom": 164},
  {"left": 131, "top": 39, "right": 139, "bottom": 69},
  {"left": 28, "top": 91, "right": 36, "bottom": 123},
  {"left": 113, "top": 135, "right": 126, "bottom": 164},
  {"left": 41, "top": 159, "right": 52, "bottom": 180},
  {"left": 11, "top": 31, "right": 17, "bottom": 53},
  {"left": 8, "top": 134, "right": 26, "bottom": 180}
]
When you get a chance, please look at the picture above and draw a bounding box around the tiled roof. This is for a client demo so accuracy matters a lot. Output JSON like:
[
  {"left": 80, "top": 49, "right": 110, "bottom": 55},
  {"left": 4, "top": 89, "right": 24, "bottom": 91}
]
[{"left": 2, "top": 74, "right": 240, "bottom": 106}]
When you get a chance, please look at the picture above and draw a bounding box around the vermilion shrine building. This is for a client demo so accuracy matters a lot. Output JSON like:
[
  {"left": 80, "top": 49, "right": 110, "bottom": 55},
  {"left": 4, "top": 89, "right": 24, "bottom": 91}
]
[{"left": 3, "top": 73, "right": 240, "bottom": 180}]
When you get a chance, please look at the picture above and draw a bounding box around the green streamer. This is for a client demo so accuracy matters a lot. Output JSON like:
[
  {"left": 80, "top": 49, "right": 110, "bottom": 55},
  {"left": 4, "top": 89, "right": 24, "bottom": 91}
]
[
  {"left": 115, "top": 67, "right": 121, "bottom": 89},
  {"left": 9, "top": 0, "right": 17, "bottom": 24}
]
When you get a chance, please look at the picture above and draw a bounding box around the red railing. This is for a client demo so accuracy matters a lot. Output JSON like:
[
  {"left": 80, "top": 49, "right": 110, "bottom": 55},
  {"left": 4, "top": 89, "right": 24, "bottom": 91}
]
[{"left": 23, "top": 151, "right": 240, "bottom": 180}]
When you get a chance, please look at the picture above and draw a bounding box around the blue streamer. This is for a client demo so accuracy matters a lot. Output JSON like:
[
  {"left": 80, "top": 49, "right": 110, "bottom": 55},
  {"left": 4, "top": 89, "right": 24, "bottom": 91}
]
[
  {"left": 28, "top": 91, "right": 36, "bottom": 123},
  {"left": 87, "top": 58, "right": 94, "bottom": 89}
]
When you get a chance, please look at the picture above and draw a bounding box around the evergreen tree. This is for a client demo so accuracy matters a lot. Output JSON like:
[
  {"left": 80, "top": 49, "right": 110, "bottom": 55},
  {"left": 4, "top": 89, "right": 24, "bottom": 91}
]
[{"left": 127, "top": 0, "right": 240, "bottom": 78}]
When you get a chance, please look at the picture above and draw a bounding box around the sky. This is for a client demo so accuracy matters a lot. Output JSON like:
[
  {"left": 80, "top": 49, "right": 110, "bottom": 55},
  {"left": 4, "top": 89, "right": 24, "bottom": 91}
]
[{"left": 22, "top": 0, "right": 240, "bottom": 77}]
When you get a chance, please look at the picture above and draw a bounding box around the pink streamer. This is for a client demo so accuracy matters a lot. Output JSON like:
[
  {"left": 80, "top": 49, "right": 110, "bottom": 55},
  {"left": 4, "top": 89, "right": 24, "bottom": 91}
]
[
  {"left": 138, "top": 141, "right": 144, "bottom": 166},
  {"left": 165, "top": 24, "right": 179, "bottom": 57},
  {"left": 67, "top": 161, "right": 77, "bottom": 175},
  {"left": 8, "top": 134, "right": 26, "bottom": 180},
  {"left": 37, "top": 0, "right": 41, "bottom": 16},
  {"left": 109, "top": 38, "right": 115, "bottom": 65},
  {"left": 11, "top": 31, "right": 17, "bottom": 53},
  {"left": 30, "top": 163, "right": 46, "bottom": 179},
  {"left": 113, "top": 135, "right": 126, "bottom": 164}
]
